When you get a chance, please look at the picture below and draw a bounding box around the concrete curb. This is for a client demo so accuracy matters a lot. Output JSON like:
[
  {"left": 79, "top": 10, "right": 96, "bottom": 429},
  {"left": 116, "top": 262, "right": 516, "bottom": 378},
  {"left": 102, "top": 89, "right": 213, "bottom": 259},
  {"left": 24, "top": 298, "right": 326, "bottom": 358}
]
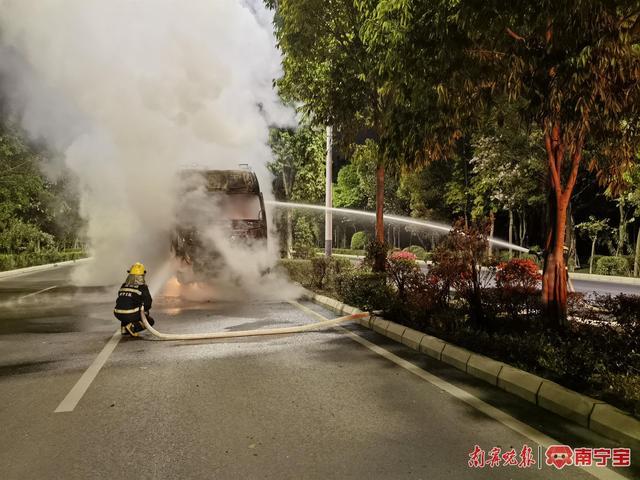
[
  {"left": 304, "top": 290, "right": 640, "bottom": 450},
  {"left": 569, "top": 271, "right": 640, "bottom": 286},
  {"left": 0, "top": 257, "right": 92, "bottom": 280}
]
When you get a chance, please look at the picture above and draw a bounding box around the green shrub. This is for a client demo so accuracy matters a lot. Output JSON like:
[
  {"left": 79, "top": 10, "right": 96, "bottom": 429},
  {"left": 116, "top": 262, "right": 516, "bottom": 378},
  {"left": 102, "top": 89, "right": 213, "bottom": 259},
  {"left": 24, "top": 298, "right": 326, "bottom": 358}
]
[
  {"left": 590, "top": 255, "right": 603, "bottom": 271},
  {"left": 624, "top": 255, "right": 635, "bottom": 272},
  {"left": 278, "top": 259, "right": 313, "bottom": 287},
  {"left": 602, "top": 373, "right": 640, "bottom": 415},
  {"left": 403, "top": 245, "right": 428, "bottom": 260},
  {"left": 0, "top": 254, "right": 15, "bottom": 271},
  {"left": 595, "top": 256, "right": 630, "bottom": 276},
  {"left": 518, "top": 253, "right": 542, "bottom": 267},
  {"left": 331, "top": 248, "right": 365, "bottom": 256},
  {"left": 492, "top": 250, "right": 512, "bottom": 262},
  {"left": 0, "top": 251, "right": 87, "bottom": 272},
  {"left": 350, "top": 231, "right": 368, "bottom": 250},
  {"left": 292, "top": 245, "right": 315, "bottom": 259},
  {"left": 336, "top": 270, "right": 393, "bottom": 312},
  {"left": 310, "top": 256, "right": 354, "bottom": 291}
]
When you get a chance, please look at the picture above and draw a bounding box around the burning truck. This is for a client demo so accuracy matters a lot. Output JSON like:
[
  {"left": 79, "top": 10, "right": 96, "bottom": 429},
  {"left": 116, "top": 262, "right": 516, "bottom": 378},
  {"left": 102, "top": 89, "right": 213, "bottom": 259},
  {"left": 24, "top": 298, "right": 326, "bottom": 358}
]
[{"left": 171, "top": 167, "right": 268, "bottom": 282}]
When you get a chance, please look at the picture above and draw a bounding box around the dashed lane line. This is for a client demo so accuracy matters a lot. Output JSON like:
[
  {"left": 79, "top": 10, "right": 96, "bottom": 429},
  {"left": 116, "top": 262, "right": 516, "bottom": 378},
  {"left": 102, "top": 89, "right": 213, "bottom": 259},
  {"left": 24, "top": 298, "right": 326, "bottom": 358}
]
[
  {"left": 291, "top": 301, "right": 627, "bottom": 480},
  {"left": 54, "top": 329, "right": 121, "bottom": 413}
]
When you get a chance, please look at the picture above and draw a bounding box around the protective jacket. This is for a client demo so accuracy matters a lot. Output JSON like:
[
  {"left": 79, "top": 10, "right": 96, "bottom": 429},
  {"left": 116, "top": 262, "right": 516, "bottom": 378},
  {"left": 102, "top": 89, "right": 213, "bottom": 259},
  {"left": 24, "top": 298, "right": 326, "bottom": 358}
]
[{"left": 114, "top": 283, "right": 152, "bottom": 323}]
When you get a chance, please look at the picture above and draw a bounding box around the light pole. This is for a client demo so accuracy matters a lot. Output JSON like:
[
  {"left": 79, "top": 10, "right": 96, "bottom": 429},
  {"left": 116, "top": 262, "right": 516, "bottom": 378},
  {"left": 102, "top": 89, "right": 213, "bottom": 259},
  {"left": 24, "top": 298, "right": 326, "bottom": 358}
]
[{"left": 325, "top": 126, "right": 333, "bottom": 257}]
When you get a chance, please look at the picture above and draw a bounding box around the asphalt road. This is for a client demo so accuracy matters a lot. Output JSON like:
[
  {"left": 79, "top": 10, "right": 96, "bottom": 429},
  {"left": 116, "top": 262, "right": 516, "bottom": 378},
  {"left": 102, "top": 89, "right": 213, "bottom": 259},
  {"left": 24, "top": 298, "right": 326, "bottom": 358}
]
[
  {"left": 0, "top": 264, "right": 637, "bottom": 480},
  {"left": 569, "top": 278, "right": 640, "bottom": 296}
]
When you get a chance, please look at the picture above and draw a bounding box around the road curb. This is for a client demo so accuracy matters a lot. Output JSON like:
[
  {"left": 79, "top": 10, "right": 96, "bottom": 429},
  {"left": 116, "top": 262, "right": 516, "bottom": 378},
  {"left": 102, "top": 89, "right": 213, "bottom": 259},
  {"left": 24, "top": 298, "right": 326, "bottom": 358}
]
[
  {"left": 303, "top": 290, "right": 640, "bottom": 450},
  {"left": 537, "top": 381, "right": 603, "bottom": 428},
  {"left": 0, "top": 257, "right": 92, "bottom": 280},
  {"left": 570, "top": 271, "right": 640, "bottom": 286},
  {"left": 497, "top": 366, "right": 543, "bottom": 405},
  {"left": 590, "top": 404, "right": 640, "bottom": 447},
  {"left": 400, "top": 327, "right": 425, "bottom": 350}
]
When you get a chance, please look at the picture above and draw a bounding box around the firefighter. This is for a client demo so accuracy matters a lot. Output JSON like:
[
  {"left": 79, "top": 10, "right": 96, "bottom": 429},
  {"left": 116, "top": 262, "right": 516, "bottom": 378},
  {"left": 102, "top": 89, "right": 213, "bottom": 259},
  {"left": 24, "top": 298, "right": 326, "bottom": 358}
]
[{"left": 114, "top": 262, "right": 155, "bottom": 337}]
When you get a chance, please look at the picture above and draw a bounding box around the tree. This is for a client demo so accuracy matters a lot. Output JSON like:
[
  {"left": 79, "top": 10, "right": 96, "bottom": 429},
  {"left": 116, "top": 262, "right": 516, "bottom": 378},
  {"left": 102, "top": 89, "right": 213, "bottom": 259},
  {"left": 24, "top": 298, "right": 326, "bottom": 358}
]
[
  {"left": 0, "top": 119, "right": 74, "bottom": 252},
  {"left": 269, "top": 124, "right": 325, "bottom": 257},
  {"left": 576, "top": 216, "right": 610, "bottom": 274},
  {"left": 269, "top": 0, "right": 402, "bottom": 270},
  {"left": 469, "top": 106, "right": 546, "bottom": 252},
  {"left": 621, "top": 163, "right": 640, "bottom": 276},
  {"left": 604, "top": 185, "right": 634, "bottom": 256},
  {"left": 358, "top": 1, "right": 640, "bottom": 326},
  {"left": 333, "top": 163, "right": 368, "bottom": 210}
]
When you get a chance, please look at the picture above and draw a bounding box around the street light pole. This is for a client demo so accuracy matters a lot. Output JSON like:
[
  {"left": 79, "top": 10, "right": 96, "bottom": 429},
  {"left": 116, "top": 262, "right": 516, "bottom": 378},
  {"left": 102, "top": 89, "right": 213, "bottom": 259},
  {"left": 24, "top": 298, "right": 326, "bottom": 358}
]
[{"left": 325, "top": 125, "right": 333, "bottom": 257}]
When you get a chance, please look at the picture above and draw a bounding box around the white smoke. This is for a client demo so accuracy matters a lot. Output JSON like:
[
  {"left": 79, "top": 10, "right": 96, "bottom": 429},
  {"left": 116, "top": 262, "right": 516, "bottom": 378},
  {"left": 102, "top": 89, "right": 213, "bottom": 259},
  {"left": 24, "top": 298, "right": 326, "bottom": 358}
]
[{"left": 0, "top": 0, "right": 296, "bottom": 294}]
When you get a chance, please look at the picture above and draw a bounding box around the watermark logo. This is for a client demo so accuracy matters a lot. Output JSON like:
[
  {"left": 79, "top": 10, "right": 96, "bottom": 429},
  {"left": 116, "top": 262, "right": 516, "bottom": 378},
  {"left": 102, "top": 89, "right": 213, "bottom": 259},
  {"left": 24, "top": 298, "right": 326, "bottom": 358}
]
[
  {"left": 545, "top": 445, "right": 573, "bottom": 469},
  {"left": 468, "top": 444, "right": 535, "bottom": 469},
  {"left": 468, "top": 444, "right": 631, "bottom": 470}
]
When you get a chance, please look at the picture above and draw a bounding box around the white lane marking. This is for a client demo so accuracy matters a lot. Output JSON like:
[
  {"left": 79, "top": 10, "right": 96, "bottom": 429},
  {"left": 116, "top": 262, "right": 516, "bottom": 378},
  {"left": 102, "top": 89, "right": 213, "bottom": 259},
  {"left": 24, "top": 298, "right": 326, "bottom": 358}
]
[
  {"left": 54, "top": 329, "right": 121, "bottom": 413},
  {"left": 291, "top": 301, "right": 627, "bottom": 480},
  {"left": 19, "top": 285, "right": 57, "bottom": 299}
]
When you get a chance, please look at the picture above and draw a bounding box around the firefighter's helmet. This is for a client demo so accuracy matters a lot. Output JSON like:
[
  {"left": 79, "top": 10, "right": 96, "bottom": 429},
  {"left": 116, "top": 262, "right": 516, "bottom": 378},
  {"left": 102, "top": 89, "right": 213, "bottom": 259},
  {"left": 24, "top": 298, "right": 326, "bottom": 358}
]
[{"left": 128, "top": 262, "right": 146, "bottom": 275}]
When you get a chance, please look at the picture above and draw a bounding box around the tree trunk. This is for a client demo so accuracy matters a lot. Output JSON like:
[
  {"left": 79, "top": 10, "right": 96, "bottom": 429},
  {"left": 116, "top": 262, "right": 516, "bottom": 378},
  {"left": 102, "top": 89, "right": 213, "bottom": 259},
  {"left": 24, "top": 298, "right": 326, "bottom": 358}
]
[
  {"left": 634, "top": 227, "right": 640, "bottom": 277},
  {"left": 285, "top": 210, "right": 293, "bottom": 258},
  {"left": 373, "top": 162, "right": 385, "bottom": 272},
  {"left": 542, "top": 194, "right": 569, "bottom": 326},
  {"left": 508, "top": 209, "right": 514, "bottom": 258},
  {"left": 542, "top": 123, "right": 582, "bottom": 328},
  {"left": 518, "top": 210, "right": 527, "bottom": 247},
  {"left": 565, "top": 205, "right": 578, "bottom": 271},
  {"left": 488, "top": 211, "right": 495, "bottom": 257},
  {"left": 616, "top": 200, "right": 628, "bottom": 256},
  {"left": 590, "top": 236, "right": 596, "bottom": 274}
]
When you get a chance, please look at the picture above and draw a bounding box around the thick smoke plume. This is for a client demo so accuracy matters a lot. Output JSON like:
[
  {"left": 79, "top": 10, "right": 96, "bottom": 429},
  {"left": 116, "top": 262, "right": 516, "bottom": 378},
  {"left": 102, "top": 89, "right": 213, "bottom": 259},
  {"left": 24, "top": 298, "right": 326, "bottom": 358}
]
[{"left": 0, "top": 0, "right": 296, "bottom": 296}]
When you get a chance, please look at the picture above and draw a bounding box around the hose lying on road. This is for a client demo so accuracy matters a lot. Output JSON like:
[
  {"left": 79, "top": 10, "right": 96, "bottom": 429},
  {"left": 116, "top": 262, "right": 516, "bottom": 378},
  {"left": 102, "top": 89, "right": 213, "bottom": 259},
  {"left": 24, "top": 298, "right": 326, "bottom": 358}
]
[{"left": 139, "top": 303, "right": 369, "bottom": 341}]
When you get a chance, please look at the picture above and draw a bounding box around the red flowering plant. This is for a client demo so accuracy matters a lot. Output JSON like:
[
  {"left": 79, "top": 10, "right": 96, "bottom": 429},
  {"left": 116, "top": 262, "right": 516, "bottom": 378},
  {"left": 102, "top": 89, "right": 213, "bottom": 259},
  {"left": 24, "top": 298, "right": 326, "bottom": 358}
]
[
  {"left": 386, "top": 250, "right": 419, "bottom": 300},
  {"left": 494, "top": 258, "right": 543, "bottom": 326},
  {"left": 495, "top": 258, "right": 542, "bottom": 293},
  {"left": 404, "top": 270, "right": 451, "bottom": 329},
  {"left": 431, "top": 219, "right": 495, "bottom": 329}
]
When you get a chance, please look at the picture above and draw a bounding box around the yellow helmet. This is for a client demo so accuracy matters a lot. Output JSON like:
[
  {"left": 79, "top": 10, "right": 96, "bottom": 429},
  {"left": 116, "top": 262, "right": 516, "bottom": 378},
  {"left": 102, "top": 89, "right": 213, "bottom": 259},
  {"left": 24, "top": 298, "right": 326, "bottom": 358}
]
[{"left": 128, "top": 262, "right": 146, "bottom": 275}]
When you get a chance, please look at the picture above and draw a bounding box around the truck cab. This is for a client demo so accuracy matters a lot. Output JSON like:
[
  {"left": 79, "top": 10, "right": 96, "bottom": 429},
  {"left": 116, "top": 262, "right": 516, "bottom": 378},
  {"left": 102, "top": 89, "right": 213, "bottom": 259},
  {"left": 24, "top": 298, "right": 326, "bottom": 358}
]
[{"left": 171, "top": 167, "right": 267, "bottom": 280}]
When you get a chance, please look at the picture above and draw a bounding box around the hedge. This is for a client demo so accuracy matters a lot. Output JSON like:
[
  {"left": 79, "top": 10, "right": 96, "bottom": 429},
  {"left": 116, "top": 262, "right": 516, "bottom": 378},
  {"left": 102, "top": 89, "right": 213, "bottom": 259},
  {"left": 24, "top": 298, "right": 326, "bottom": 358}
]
[
  {"left": 595, "top": 256, "right": 630, "bottom": 276},
  {"left": 0, "top": 251, "right": 87, "bottom": 272},
  {"left": 350, "top": 231, "right": 368, "bottom": 250},
  {"left": 402, "top": 245, "right": 430, "bottom": 261}
]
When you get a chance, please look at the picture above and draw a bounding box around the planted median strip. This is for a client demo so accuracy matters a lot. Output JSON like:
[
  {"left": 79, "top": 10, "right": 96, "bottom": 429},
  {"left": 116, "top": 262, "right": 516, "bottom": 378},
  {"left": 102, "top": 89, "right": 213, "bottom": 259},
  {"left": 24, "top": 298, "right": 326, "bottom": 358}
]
[{"left": 306, "top": 290, "right": 640, "bottom": 452}]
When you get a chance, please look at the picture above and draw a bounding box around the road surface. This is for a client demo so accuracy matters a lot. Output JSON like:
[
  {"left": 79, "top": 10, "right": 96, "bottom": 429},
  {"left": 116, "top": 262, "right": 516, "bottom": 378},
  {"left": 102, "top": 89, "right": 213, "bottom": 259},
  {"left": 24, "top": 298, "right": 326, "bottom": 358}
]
[
  {"left": 0, "top": 264, "right": 636, "bottom": 479},
  {"left": 569, "top": 277, "right": 640, "bottom": 296}
]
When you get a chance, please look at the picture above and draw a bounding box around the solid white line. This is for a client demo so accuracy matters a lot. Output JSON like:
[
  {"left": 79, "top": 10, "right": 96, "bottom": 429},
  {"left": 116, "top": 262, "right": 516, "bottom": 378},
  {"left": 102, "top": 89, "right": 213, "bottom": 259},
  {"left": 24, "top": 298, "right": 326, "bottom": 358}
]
[
  {"left": 54, "top": 329, "right": 121, "bottom": 413},
  {"left": 19, "top": 285, "right": 57, "bottom": 299},
  {"left": 291, "top": 301, "right": 627, "bottom": 480}
]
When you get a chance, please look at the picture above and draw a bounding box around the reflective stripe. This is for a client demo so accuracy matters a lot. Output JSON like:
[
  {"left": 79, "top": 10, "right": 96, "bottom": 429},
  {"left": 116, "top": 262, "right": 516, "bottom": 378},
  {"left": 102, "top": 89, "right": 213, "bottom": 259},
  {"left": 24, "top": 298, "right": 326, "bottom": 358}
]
[
  {"left": 119, "top": 288, "right": 142, "bottom": 295},
  {"left": 114, "top": 307, "right": 141, "bottom": 314}
]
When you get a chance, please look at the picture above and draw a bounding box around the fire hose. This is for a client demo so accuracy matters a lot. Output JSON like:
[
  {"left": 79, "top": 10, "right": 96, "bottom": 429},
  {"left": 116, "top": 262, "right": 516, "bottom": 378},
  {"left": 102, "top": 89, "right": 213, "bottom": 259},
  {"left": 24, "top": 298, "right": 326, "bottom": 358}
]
[{"left": 139, "top": 302, "right": 369, "bottom": 341}]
